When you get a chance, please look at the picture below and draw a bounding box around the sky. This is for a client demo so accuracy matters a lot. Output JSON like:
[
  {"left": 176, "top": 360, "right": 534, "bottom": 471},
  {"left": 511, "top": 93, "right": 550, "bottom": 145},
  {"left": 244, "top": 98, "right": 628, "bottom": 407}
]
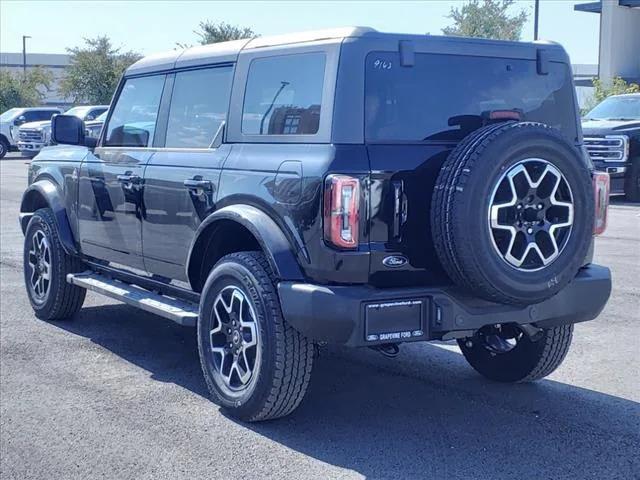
[{"left": 1, "top": 0, "right": 600, "bottom": 65}]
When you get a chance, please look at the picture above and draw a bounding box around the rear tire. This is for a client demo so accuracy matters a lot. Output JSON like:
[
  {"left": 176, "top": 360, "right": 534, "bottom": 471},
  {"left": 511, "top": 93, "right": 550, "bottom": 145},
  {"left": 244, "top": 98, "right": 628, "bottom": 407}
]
[
  {"left": 197, "top": 251, "right": 313, "bottom": 422},
  {"left": 23, "top": 208, "right": 86, "bottom": 320},
  {"left": 624, "top": 159, "right": 640, "bottom": 202},
  {"left": 458, "top": 324, "right": 573, "bottom": 382}
]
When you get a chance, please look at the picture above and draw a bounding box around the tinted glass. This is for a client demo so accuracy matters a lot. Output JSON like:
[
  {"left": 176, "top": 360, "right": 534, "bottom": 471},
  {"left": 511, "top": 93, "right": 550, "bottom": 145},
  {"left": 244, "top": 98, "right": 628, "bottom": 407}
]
[
  {"left": 87, "top": 107, "right": 108, "bottom": 120},
  {"left": 105, "top": 75, "right": 165, "bottom": 147},
  {"left": 365, "top": 52, "right": 577, "bottom": 142},
  {"left": 31, "top": 111, "right": 56, "bottom": 121},
  {"left": 586, "top": 95, "right": 640, "bottom": 120},
  {"left": 242, "top": 53, "right": 325, "bottom": 135},
  {"left": 165, "top": 66, "right": 233, "bottom": 148},
  {"left": 22, "top": 111, "right": 41, "bottom": 122}
]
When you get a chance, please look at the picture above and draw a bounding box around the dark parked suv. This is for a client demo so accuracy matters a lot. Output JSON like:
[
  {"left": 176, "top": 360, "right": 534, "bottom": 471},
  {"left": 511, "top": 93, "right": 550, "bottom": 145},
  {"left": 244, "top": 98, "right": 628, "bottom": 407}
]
[{"left": 20, "top": 28, "right": 612, "bottom": 421}]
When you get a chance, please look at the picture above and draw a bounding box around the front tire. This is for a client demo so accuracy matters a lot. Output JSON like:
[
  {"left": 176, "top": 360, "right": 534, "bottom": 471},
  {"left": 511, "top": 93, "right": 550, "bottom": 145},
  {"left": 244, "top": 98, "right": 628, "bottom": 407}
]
[
  {"left": 197, "top": 251, "right": 313, "bottom": 422},
  {"left": 0, "top": 137, "right": 8, "bottom": 159},
  {"left": 458, "top": 324, "right": 573, "bottom": 382},
  {"left": 23, "top": 208, "right": 86, "bottom": 320}
]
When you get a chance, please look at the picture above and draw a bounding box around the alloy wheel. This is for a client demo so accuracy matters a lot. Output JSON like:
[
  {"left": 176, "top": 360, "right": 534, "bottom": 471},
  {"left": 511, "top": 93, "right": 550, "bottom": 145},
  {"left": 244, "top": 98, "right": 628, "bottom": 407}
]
[
  {"left": 209, "top": 286, "right": 260, "bottom": 394},
  {"left": 489, "top": 159, "right": 574, "bottom": 271},
  {"left": 27, "top": 229, "right": 52, "bottom": 303}
]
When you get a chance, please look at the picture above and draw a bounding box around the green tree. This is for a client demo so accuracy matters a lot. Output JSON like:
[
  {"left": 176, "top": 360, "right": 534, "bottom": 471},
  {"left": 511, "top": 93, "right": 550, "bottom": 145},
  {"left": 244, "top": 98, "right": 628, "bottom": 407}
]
[
  {"left": 193, "top": 21, "right": 257, "bottom": 45},
  {"left": 0, "top": 68, "right": 52, "bottom": 113},
  {"left": 61, "top": 36, "right": 141, "bottom": 104},
  {"left": 442, "top": 0, "right": 529, "bottom": 41}
]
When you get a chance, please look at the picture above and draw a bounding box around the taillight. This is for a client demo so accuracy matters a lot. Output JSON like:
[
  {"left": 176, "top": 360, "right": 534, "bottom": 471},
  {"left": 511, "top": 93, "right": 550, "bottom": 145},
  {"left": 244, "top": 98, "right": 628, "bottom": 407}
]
[
  {"left": 324, "top": 175, "right": 360, "bottom": 249},
  {"left": 592, "top": 171, "right": 610, "bottom": 235}
]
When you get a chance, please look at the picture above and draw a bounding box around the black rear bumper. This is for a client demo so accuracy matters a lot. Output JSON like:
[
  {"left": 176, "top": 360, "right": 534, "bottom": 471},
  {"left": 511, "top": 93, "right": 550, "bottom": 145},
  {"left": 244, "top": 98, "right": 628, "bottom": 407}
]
[{"left": 278, "top": 264, "right": 612, "bottom": 347}]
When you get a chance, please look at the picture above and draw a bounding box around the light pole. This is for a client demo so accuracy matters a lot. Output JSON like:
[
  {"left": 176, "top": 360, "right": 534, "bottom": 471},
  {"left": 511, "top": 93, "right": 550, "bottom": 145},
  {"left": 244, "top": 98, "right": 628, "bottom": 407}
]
[
  {"left": 533, "top": 0, "right": 540, "bottom": 41},
  {"left": 22, "top": 35, "right": 31, "bottom": 79}
]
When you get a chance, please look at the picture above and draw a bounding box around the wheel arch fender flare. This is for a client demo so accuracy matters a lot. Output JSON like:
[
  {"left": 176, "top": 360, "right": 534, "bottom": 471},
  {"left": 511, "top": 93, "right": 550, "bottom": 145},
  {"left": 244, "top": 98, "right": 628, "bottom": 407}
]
[
  {"left": 186, "top": 204, "right": 305, "bottom": 283},
  {"left": 20, "top": 179, "right": 77, "bottom": 254}
]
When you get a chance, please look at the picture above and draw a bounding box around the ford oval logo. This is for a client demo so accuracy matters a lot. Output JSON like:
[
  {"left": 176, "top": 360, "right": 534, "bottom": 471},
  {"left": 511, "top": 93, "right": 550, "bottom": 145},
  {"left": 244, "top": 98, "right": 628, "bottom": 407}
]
[{"left": 383, "top": 255, "right": 408, "bottom": 268}]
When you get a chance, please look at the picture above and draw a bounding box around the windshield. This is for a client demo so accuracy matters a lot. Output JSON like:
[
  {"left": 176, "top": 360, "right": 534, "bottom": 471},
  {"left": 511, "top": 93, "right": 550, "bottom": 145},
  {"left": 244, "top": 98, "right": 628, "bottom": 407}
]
[
  {"left": 585, "top": 96, "right": 640, "bottom": 121},
  {"left": 65, "top": 106, "right": 92, "bottom": 119},
  {"left": 0, "top": 108, "right": 22, "bottom": 122},
  {"left": 365, "top": 52, "right": 578, "bottom": 143}
]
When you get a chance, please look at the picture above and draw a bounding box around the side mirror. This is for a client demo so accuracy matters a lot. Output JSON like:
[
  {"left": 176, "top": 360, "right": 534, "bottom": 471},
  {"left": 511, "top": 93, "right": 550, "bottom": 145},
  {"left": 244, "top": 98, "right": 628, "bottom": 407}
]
[
  {"left": 14, "top": 115, "right": 26, "bottom": 126},
  {"left": 86, "top": 114, "right": 95, "bottom": 121},
  {"left": 51, "top": 114, "right": 85, "bottom": 146}
]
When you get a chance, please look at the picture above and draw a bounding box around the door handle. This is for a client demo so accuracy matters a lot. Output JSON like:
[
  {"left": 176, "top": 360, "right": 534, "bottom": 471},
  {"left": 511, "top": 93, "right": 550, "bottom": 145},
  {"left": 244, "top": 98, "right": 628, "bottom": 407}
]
[
  {"left": 183, "top": 179, "right": 213, "bottom": 191},
  {"left": 117, "top": 174, "right": 141, "bottom": 185}
]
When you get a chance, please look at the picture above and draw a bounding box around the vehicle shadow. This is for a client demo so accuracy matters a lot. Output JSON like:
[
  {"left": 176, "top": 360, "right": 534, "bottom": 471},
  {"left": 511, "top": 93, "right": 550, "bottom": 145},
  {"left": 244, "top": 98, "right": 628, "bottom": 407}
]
[{"left": 59, "top": 303, "right": 639, "bottom": 479}]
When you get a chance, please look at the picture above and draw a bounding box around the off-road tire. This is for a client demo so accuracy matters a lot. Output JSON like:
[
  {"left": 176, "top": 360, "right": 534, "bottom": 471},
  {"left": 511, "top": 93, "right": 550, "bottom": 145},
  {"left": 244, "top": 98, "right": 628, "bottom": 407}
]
[
  {"left": 432, "top": 122, "right": 594, "bottom": 306},
  {"left": 624, "top": 159, "right": 640, "bottom": 202},
  {"left": 458, "top": 324, "right": 574, "bottom": 382},
  {"left": 197, "top": 251, "right": 313, "bottom": 422},
  {"left": 0, "top": 137, "right": 9, "bottom": 159},
  {"left": 23, "top": 208, "right": 86, "bottom": 320}
]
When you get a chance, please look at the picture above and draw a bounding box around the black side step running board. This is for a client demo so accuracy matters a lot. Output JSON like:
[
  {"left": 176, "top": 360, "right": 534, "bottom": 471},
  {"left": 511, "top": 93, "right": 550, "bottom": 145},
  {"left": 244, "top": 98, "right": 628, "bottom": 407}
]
[{"left": 67, "top": 272, "right": 199, "bottom": 326}]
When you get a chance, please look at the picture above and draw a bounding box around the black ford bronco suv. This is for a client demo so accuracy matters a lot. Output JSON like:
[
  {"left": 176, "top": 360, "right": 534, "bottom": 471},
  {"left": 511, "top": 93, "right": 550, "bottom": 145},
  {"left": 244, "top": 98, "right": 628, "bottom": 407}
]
[{"left": 20, "top": 28, "right": 612, "bottom": 421}]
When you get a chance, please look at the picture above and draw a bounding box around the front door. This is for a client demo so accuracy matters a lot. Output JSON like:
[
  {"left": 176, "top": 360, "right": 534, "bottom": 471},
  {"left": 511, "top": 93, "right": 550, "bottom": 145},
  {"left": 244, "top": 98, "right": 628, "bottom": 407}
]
[
  {"left": 77, "top": 74, "right": 166, "bottom": 269},
  {"left": 141, "top": 65, "right": 234, "bottom": 280}
]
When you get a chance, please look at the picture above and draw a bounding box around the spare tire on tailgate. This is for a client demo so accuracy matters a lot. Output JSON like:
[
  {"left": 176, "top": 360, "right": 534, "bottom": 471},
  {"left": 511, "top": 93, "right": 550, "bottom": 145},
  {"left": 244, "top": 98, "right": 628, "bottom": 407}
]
[{"left": 431, "top": 122, "right": 594, "bottom": 306}]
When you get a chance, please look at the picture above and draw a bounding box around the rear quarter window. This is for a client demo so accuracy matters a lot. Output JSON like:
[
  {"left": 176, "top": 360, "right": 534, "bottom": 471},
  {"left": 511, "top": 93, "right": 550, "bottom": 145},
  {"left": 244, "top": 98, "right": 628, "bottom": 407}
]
[
  {"left": 365, "top": 52, "right": 577, "bottom": 143},
  {"left": 242, "top": 52, "right": 326, "bottom": 135}
]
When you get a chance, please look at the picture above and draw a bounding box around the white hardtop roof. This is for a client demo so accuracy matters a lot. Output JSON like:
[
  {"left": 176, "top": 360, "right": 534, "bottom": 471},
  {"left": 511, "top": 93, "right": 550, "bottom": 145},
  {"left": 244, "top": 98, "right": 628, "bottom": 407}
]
[{"left": 126, "top": 27, "right": 375, "bottom": 76}]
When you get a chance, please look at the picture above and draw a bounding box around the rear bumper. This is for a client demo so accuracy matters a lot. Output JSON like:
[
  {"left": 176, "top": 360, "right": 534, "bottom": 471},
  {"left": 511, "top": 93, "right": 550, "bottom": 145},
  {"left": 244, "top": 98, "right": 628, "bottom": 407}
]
[{"left": 278, "top": 264, "right": 612, "bottom": 347}]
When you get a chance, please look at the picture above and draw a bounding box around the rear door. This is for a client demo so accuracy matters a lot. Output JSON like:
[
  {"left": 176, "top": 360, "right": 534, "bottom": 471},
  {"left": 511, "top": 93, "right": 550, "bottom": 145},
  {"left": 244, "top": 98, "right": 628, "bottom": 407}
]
[
  {"left": 142, "top": 65, "right": 234, "bottom": 280},
  {"left": 363, "top": 50, "right": 578, "bottom": 286},
  {"left": 77, "top": 74, "right": 166, "bottom": 269}
]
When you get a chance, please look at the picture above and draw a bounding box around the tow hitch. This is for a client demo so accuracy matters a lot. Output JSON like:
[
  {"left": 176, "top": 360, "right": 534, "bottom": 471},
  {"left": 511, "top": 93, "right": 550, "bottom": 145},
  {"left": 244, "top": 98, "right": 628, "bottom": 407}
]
[{"left": 370, "top": 343, "right": 400, "bottom": 358}]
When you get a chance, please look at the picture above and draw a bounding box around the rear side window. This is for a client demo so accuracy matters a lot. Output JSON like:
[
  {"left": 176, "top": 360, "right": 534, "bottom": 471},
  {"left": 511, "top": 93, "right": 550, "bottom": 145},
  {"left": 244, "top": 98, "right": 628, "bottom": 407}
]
[
  {"left": 242, "top": 53, "right": 326, "bottom": 135},
  {"left": 165, "top": 66, "right": 233, "bottom": 148},
  {"left": 105, "top": 75, "right": 165, "bottom": 147},
  {"left": 365, "top": 52, "right": 577, "bottom": 143}
]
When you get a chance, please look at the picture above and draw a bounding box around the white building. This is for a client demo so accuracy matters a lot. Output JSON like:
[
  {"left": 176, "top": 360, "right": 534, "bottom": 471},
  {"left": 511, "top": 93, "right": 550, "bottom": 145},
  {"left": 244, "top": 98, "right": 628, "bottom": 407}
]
[
  {"left": 0, "top": 52, "right": 72, "bottom": 107},
  {"left": 575, "top": 0, "right": 640, "bottom": 83}
]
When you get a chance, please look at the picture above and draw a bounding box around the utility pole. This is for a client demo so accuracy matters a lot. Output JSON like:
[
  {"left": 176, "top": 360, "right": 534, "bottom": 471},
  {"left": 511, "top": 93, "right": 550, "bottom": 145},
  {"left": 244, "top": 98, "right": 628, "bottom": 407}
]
[
  {"left": 533, "top": 0, "right": 540, "bottom": 41},
  {"left": 22, "top": 35, "right": 31, "bottom": 79}
]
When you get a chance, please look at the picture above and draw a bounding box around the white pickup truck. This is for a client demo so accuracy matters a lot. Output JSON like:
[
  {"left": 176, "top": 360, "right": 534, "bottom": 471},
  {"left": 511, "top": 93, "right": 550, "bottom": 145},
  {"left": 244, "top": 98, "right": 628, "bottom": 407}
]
[
  {"left": 0, "top": 107, "right": 63, "bottom": 159},
  {"left": 17, "top": 105, "right": 108, "bottom": 157}
]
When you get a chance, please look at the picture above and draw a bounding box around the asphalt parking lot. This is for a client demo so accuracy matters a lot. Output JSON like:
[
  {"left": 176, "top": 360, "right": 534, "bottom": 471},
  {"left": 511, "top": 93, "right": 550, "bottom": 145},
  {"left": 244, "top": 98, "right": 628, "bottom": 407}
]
[{"left": 1, "top": 152, "right": 638, "bottom": 479}]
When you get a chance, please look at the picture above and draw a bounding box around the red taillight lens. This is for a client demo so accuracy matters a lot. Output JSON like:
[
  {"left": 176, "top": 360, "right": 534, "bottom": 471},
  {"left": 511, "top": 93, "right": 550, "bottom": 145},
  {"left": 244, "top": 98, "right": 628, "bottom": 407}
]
[
  {"left": 592, "top": 171, "right": 610, "bottom": 236},
  {"left": 324, "top": 175, "right": 360, "bottom": 249}
]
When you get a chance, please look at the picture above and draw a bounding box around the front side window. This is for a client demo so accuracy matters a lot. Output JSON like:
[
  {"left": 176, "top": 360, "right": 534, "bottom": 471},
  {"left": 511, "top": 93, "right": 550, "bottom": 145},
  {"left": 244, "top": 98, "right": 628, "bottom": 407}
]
[
  {"left": 165, "top": 66, "right": 233, "bottom": 148},
  {"left": 105, "top": 75, "right": 165, "bottom": 147},
  {"left": 242, "top": 53, "right": 326, "bottom": 135},
  {"left": 87, "top": 107, "right": 108, "bottom": 120}
]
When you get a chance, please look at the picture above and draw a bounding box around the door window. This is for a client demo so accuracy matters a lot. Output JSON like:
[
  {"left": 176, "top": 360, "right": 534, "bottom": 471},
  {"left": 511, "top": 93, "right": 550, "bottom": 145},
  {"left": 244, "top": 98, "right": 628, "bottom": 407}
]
[
  {"left": 34, "top": 111, "right": 58, "bottom": 121},
  {"left": 165, "top": 66, "right": 233, "bottom": 148},
  {"left": 87, "top": 107, "right": 108, "bottom": 120},
  {"left": 104, "top": 75, "right": 165, "bottom": 147},
  {"left": 242, "top": 53, "right": 326, "bottom": 135}
]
